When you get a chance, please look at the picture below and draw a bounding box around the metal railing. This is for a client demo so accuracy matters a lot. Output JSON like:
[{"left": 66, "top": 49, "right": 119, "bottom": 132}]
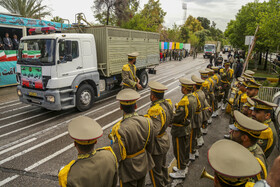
[{"left": 258, "top": 86, "right": 280, "bottom": 102}]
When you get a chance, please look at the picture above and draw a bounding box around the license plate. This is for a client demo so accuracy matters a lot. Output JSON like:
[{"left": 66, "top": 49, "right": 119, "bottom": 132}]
[{"left": 29, "top": 92, "right": 37, "bottom": 97}]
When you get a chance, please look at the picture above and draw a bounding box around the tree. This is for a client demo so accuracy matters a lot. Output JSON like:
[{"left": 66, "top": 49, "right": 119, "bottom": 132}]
[
  {"left": 184, "top": 15, "right": 203, "bottom": 33},
  {"left": 92, "top": 0, "right": 117, "bottom": 25},
  {"left": 115, "top": 0, "right": 139, "bottom": 26},
  {"left": 188, "top": 32, "right": 199, "bottom": 48},
  {"left": 180, "top": 25, "right": 190, "bottom": 43},
  {"left": 122, "top": 0, "right": 166, "bottom": 32},
  {"left": 0, "top": 0, "right": 51, "bottom": 19},
  {"left": 195, "top": 29, "right": 211, "bottom": 49},
  {"left": 51, "top": 16, "right": 64, "bottom": 23},
  {"left": 197, "top": 17, "right": 210, "bottom": 29}
]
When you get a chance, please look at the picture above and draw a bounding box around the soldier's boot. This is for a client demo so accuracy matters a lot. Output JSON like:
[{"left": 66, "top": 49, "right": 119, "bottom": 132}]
[
  {"left": 195, "top": 150, "right": 199, "bottom": 157},
  {"left": 207, "top": 117, "right": 212, "bottom": 124},
  {"left": 224, "top": 134, "right": 230, "bottom": 139},
  {"left": 189, "top": 153, "right": 195, "bottom": 161},
  {"left": 201, "top": 127, "right": 208, "bottom": 135},
  {"left": 197, "top": 136, "right": 204, "bottom": 147},
  {"left": 221, "top": 103, "right": 226, "bottom": 110},
  {"left": 211, "top": 111, "right": 218, "bottom": 118},
  {"left": 170, "top": 168, "right": 188, "bottom": 178}
]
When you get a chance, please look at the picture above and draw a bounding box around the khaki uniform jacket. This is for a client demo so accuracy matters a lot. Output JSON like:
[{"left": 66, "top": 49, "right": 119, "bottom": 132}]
[
  {"left": 171, "top": 94, "right": 197, "bottom": 137},
  {"left": 220, "top": 68, "right": 234, "bottom": 84},
  {"left": 111, "top": 113, "right": 155, "bottom": 183},
  {"left": 195, "top": 89, "right": 210, "bottom": 122},
  {"left": 213, "top": 73, "right": 221, "bottom": 97},
  {"left": 122, "top": 63, "right": 138, "bottom": 89},
  {"left": 146, "top": 99, "right": 174, "bottom": 155},
  {"left": 233, "top": 91, "right": 247, "bottom": 111},
  {"left": 248, "top": 144, "right": 268, "bottom": 182},
  {"left": 59, "top": 148, "right": 118, "bottom": 187}
]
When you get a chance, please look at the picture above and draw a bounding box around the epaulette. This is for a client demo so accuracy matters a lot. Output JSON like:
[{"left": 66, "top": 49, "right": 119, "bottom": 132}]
[
  {"left": 177, "top": 95, "right": 189, "bottom": 107},
  {"left": 148, "top": 104, "right": 162, "bottom": 117},
  {"left": 122, "top": 64, "right": 130, "bottom": 71}
]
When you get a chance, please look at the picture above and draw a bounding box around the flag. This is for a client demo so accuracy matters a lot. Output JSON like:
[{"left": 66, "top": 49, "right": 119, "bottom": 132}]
[
  {"left": 5, "top": 50, "right": 17, "bottom": 61},
  {"left": 0, "top": 50, "right": 7, "bottom": 61}
]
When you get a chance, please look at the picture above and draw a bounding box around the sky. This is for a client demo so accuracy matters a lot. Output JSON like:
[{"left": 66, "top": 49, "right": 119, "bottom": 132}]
[{"left": 0, "top": 0, "right": 265, "bottom": 31}]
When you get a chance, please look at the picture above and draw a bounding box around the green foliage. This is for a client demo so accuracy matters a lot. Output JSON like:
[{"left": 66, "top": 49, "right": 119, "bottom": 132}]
[
  {"left": 180, "top": 25, "right": 190, "bottom": 43},
  {"left": 184, "top": 15, "right": 203, "bottom": 33},
  {"left": 51, "top": 16, "right": 64, "bottom": 23},
  {"left": 189, "top": 32, "right": 199, "bottom": 48},
  {"left": 225, "top": 1, "right": 279, "bottom": 52},
  {"left": 0, "top": 0, "right": 51, "bottom": 19},
  {"left": 122, "top": 0, "right": 166, "bottom": 32},
  {"left": 197, "top": 17, "right": 210, "bottom": 29}
]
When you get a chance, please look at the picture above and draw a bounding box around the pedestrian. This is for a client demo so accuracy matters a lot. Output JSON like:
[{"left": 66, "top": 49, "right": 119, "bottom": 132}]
[
  {"left": 121, "top": 52, "right": 142, "bottom": 90},
  {"left": 169, "top": 78, "right": 197, "bottom": 179},
  {"left": 207, "top": 139, "right": 262, "bottom": 187},
  {"left": 12, "top": 34, "right": 19, "bottom": 50},
  {"left": 109, "top": 89, "right": 155, "bottom": 187},
  {"left": 235, "top": 59, "right": 243, "bottom": 78},
  {"left": 160, "top": 51, "right": 163, "bottom": 62},
  {"left": 58, "top": 116, "right": 118, "bottom": 187},
  {"left": 251, "top": 98, "right": 278, "bottom": 158},
  {"left": 229, "top": 110, "right": 268, "bottom": 182},
  {"left": 145, "top": 81, "right": 173, "bottom": 187}
]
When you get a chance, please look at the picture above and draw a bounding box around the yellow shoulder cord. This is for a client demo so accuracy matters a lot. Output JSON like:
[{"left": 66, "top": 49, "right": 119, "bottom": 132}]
[
  {"left": 193, "top": 92, "right": 201, "bottom": 114},
  {"left": 255, "top": 157, "right": 267, "bottom": 180},
  {"left": 259, "top": 126, "right": 274, "bottom": 153},
  {"left": 146, "top": 103, "right": 166, "bottom": 137},
  {"left": 245, "top": 182, "right": 255, "bottom": 187},
  {"left": 129, "top": 64, "right": 137, "bottom": 82},
  {"left": 96, "top": 146, "right": 118, "bottom": 170},
  {"left": 58, "top": 160, "right": 76, "bottom": 187},
  {"left": 126, "top": 118, "right": 151, "bottom": 158},
  {"left": 111, "top": 120, "right": 127, "bottom": 160}
]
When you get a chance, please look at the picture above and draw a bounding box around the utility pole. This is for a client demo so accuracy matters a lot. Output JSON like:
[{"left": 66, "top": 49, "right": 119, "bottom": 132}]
[{"left": 182, "top": 0, "right": 187, "bottom": 24}]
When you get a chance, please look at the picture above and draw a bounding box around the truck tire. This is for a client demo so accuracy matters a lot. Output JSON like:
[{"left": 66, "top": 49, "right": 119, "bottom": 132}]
[
  {"left": 139, "top": 70, "right": 149, "bottom": 88},
  {"left": 76, "top": 84, "right": 95, "bottom": 112},
  {"left": 203, "top": 55, "right": 205, "bottom": 59}
]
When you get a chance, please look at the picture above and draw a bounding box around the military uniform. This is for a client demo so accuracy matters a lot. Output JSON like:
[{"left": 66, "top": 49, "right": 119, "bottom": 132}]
[
  {"left": 145, "top": 81, "right": 173, "bottom": 187},
  {"left": 122, "top": 52, "right": 140, "bottom": 90},
  {"left": 169, "top": 78, "right": 197, "bottom": 179},
  {"left": 58, "top": 116, "right": 118, "bottom": 187},
  {"left": 211, "top": 67, "right": 221, "bottom": 117},
  {"left": 219, "top": 62, "right": 234, "bottom": 109},
  {"left": 110, "top": 89, "right": 155, "bottom": 187},
  {"left": 208, "top": 139, "right": 262, "bottom": 186},
  {"left": 251, "top": 98, "right": 278, "bottom": 158},
  {"left": 230, "top": 110, "right": 269, "bottom": 182},
  {"left": 205, "top": 68, "right": 216, "bottom": 121}
]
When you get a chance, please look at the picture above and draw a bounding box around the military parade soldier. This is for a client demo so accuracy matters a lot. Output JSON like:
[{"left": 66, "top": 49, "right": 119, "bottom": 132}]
[
  {"left": 110, "top": 89, "right": 155, "bottom": 187},
  {"left": 169, "top": 78, "right": 197, "bottom": 179},
  {"left": 241, "top": 97, "right": 255, "bottom": 117},
  {"left": 219, "top": 61, "right": 234, "bottom": 110},
  {"left": 145, "top": 81, "right": 174, "bottom": 187},
  {"left": 207, "top": 139, "right": 262, "bottom": 187},
  {"left": 205, "top": 68, "right": 216, "bottom": 123},
  {"left": 58, "top": 116, "right": 118, "bottom": 187},
  {"left": 229, "top": 110, "right": 268, "bottom": 181},
  {"left": 211, "top": 66, "right": 221, "bottom": 118},
  {"left": 121, "top": 52, "right": 143, "bottom": 90},
  {"left": 251, "top": 98, "right": 278, "bottom": 158},
  {"left": 245, "top": 79, "right": 261, "bottom": 99}
]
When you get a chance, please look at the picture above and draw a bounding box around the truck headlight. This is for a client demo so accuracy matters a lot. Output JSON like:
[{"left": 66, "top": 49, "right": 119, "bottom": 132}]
[
  {"left": 46, "top": 95, "right": 55, "bottom": 103},
  {"left": 17, "top": 89, "right": 22, "bottom": 96}
]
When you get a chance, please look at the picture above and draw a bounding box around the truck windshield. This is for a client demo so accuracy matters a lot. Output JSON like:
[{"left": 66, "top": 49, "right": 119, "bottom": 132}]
[
  {"left": 205, "top": 45, "right": 215, "bottom": 50},
  {"left": 18, "top": 39, "right": 56, "bottom": 66}
]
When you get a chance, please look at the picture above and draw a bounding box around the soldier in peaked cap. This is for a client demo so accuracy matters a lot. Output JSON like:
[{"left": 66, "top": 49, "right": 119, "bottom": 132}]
[
  {"left": 205, "top": 68, "right": 216, "bottom": 122},
  {"left": 242, "top": 97, "right": 255, "bottom": 117},
  {"left": 191, "top": 75, "right": 210, "bottom": 144},
  {"left": 219, "top": 61, "right": 234, "bottom": 110},
  {"left": 229, "top": 110, "right": 268, "bottom": 182},
  {"left": 208, "top": 139, "right": 262, "bottom": 187},
  {"left": 251, "top": 98, "right": 278, "bottom": 158},
  {"left": 245, "top": 79, "right": 261, "bottom": 99},
  {"left": 109, "top": 89, "right": 155, "bottom": 187},
  {"left": 58, "top": 116, "right": 118, "bottom": 187},
  {"left": 211, "top": 66, "right": 221, "bottom": 117},
  {"left": 121, "top": 52, "right": 143, "bottom": 90},
  {"left": 145, "top": 81, "right": 173, "bottom": 186},
  {"left": 244, "top": 70, "right": 255, "bottom": 76},
  {"left": 169, "top": 78, "right": 197, "bottom": 179}
]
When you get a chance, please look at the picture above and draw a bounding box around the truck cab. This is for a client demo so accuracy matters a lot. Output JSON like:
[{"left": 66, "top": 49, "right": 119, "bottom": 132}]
[
  {"left": 203, "top": 44, "right": 216, "bottom": 58},
  {"left": 17, "top": 29, "right": 100, "bottom": 111}
]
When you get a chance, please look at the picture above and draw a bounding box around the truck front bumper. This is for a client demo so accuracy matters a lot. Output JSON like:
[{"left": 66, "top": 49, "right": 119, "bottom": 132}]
[{"left": 17, "top": 85, "right": 62, "bottom": 111}]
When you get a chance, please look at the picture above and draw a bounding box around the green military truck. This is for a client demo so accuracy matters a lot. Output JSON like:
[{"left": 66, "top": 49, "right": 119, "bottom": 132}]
[{"left": 16, "top": 26, "right": 159, "bottom": 111}]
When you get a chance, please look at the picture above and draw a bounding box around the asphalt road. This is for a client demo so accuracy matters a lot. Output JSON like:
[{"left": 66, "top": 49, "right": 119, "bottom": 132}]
[{"left": 0, "top": 54, "right": 279, "bottom": 187}]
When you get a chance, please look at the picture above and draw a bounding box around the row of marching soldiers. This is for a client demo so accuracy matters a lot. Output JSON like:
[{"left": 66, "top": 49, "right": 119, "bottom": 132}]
[{"left": 57, "top": 62, "right": 278, "bottom": 187}]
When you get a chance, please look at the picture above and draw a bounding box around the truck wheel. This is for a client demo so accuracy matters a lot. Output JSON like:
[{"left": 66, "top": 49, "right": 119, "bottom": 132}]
[
  {"left": 139, "top": 70, "right": 149, "bottom": 88},
  {"left": 76, "top": 84, "right": 94, "bottom": 111},
  {"left": 203, "top": 55, "right": 205, "bottom": 59}
]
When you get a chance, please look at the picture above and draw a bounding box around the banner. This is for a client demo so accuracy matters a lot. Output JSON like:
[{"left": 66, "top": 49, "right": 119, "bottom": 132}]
[
  {"left": 0, "top": 61, "right": 17, "bottom": 87},
  {"left": 164, "top": 42, "right": 168, "bottom": 50},
  {"left": 0, "top": 14, "right": 70, "bottom": 29},
  {"left": 161, "top": 42, "right": 164, "bottom": 50},
  {"left": 159, "top": 42, "right": 162, "bottom": 49},
  {"left": 176, "top": 43, "right": 180, "bottom": 49},
  {"left": 169, "top": 42, "right": 172, "bottom": 49},
  {"left": 180, "top": 43, "right": 184, "bottom": 49},
  {"left": 172, "top": 42, "right": 175, "bottom": 49}
]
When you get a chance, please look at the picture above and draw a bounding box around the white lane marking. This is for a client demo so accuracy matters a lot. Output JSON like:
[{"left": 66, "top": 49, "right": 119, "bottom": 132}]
[
  {"left": 0, "top": 132, "right": 68, "bottom": 165},
  {"left": 0, "top": 138, "right": 37, "bottom": 156},
  {"left": 0, "top": 175, "right": 18, "bottom": 186},
  {"left": 0, "top": 108, "right": 38, "bottom": 121},
  {"left": 0, "top": 111, "right": 52, "bottom": 130},
  {"left": 0, "top": 102, "right": 21, "bottom": 110},
  {"left": 0, "top": 105, "right": 31, "bottom": 115},
  {"left": 0, "top": 112, "right": 71, "bottom": 138},
  {"left": 0, "top": 100, "right": 18, "bottom": 106}
]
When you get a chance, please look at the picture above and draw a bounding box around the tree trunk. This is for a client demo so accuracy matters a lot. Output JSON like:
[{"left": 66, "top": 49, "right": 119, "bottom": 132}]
[
  {"left": 258, "top": 52, "right": 262, "bottom": 65},
  {"left": 106, "top": 7, "right": 110, "bottom": 25},
  {"left": 264, "top": 49, "right": 269, "bottom": 71}
]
